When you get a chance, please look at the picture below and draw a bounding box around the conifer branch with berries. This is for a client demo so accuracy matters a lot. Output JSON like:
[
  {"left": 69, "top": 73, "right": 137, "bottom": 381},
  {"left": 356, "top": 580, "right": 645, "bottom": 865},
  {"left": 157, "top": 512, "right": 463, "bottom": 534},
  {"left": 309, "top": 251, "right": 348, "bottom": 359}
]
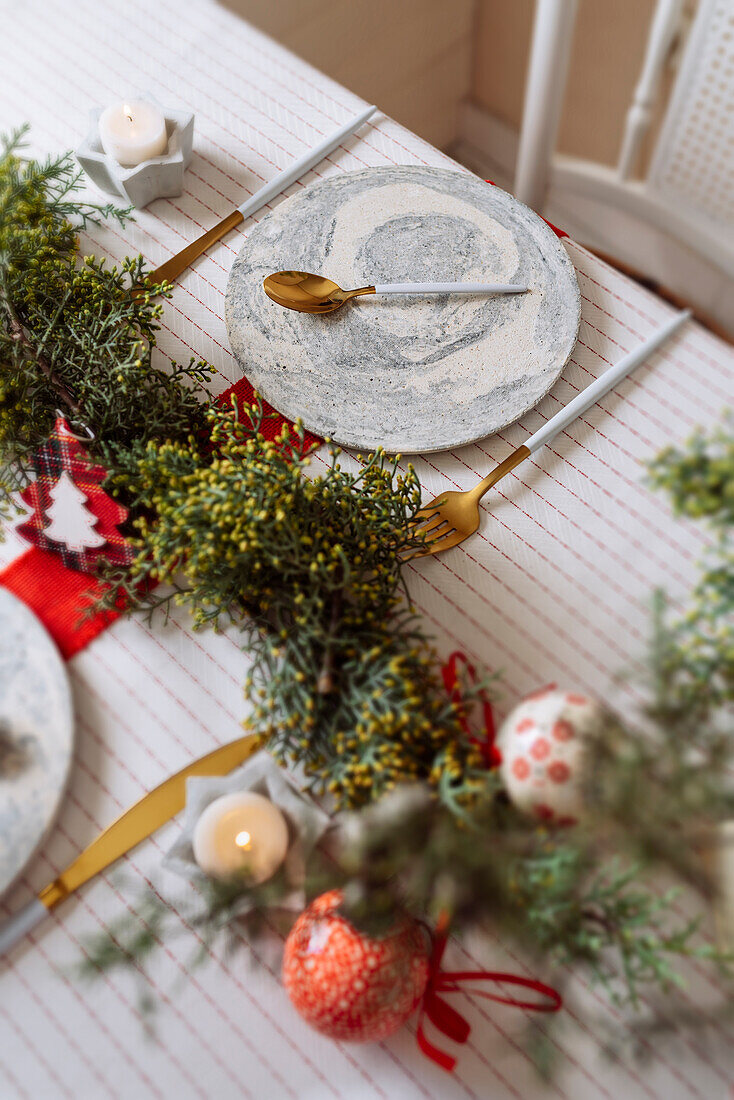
[{"left": 2, "top": 129, "right": 732, "bottom": 1069}]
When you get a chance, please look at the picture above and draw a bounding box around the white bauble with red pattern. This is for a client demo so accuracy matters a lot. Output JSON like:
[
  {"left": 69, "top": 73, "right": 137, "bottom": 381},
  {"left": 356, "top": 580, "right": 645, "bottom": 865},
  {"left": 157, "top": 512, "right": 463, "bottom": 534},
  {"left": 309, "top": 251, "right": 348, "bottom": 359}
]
[
  {"left": 498, "top": 685, "right": 603, "bottom": 823},
  {"left": 282, "top": 889, "right": 430, "bottom": 1042}
]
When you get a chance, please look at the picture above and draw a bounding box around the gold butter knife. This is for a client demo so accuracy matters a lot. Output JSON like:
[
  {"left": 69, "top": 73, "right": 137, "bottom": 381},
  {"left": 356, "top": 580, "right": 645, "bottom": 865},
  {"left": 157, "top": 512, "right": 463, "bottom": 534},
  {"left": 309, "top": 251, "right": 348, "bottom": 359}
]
[
  {"left": 0, "top": 734, "right": 258, "bottom": 955},
  {"left": 146, "top": 104, "right": 377, "bottom": 291}
]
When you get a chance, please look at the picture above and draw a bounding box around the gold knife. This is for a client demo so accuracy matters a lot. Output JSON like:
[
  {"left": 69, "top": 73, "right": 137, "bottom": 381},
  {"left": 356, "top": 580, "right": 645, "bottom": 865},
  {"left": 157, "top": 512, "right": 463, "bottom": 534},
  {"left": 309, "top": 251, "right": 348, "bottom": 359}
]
[
  {"left": 145, "top": 104, "right": 377, "bottom": 292},
  {"left": 0, "top": 734, "right": 258, "bottom": 955}
]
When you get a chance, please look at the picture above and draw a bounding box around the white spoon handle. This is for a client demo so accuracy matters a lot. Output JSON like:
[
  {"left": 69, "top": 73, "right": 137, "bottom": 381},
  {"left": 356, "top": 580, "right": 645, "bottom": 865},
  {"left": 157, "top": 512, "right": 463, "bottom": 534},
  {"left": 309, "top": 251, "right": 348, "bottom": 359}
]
[
  {"left": 373, "top": 282, "right": 528, "bottom": 294},
  {"left": 525, "top": 310, "right": 692, "bottom": 455}
]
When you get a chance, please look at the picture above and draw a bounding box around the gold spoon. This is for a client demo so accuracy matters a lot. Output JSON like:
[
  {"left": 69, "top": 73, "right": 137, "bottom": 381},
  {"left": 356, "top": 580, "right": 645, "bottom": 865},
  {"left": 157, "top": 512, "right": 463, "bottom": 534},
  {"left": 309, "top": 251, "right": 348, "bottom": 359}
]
[{"left": 263, "top": 270, "right": 529, "bottom": 314}]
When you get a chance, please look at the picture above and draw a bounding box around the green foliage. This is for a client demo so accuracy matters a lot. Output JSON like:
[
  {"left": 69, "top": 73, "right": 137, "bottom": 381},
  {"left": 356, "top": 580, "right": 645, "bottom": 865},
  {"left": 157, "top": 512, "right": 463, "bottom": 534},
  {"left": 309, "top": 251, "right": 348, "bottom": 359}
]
[
  {"left": 328, "top": 751, "right": 731, "bottom": 1010},
  {"left": 3, "top": 126, "right": 732, "bottom": 1060},
  {"left": 588, "top": 596, "right": 733, "bottom": 901},
  {"left": 647, "top": 419, "right": 734, "bottom": 711},
  {"left": 0, "top": 126, "right": 214, "bottom": 522},
  {"left": 91, "top": 418, "right": 734, "bottom": 1025},
  {"left": 649, "top": 418, "right": 734, "bottom": 526},
  {"left": 77, "top": 869, "right": 296, "bottom": 999},
  {"left": 106, "top": 398, "right": 488, "bottom": 809},
  {"left": 77, "top": 888, "right": 170, "bottom": 980}
]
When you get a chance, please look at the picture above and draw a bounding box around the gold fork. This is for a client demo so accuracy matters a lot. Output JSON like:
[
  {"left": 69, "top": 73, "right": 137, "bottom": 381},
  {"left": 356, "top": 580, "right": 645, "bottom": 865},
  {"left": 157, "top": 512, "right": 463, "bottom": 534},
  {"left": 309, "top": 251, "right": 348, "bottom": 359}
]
[{"left": 410, "top": 309, "right": 691, "bottom": 558}]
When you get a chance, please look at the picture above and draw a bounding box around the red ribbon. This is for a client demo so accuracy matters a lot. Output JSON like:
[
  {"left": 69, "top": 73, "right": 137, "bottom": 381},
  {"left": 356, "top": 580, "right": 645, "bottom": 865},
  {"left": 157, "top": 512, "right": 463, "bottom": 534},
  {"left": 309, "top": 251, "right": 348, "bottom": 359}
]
[
  {"left": 431, "top": 656, "right": 561, "bottom": 1070},
  {"left": 417, "top": 916, "right": 562, "bottom": 1072},
  {"left": 441, "top": 651, "right": 501, "bottom": 768}
]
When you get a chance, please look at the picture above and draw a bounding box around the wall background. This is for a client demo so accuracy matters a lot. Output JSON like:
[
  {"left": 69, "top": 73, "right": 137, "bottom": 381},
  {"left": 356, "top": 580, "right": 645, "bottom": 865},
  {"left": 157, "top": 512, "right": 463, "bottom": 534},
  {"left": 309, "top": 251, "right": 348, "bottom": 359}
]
[
  {"left": 222, "top": 0, "right": 684, "bottom": 167},
  {"left": 473, "top": 0, "right": 671, "bottom": 168},
  {"left": 222, "top": 0, "right": 476, "bottom": 150},
  {"left": 219, "top": 0, "right": 730, "bottom": 338}
]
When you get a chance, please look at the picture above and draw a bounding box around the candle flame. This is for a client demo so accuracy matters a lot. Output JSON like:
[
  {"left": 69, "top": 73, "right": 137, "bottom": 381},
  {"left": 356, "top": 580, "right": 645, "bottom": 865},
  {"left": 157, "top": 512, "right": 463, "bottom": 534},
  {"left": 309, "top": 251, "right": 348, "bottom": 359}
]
[
  {"left": 122, "top": 102, "right": 134, "bottom": 124},
  {"left": 235, "top": 830, "right": 252, "bottom": 850}
]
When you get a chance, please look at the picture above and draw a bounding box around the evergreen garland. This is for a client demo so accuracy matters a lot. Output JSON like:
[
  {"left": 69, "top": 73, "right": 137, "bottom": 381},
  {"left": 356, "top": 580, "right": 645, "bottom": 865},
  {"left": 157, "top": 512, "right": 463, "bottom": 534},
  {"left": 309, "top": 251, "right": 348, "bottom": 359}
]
[
  {"left": 0, "top": 127, "right": 213, "bottom": 522},
  {"left": 647, "top": 418, "right": 734, "bottom": 712},
  {"left": 2, "top": 132, "right": 733, "bottom": 1062},
  {"left": 104, "top": 399, "right": 488, "bottom": 809}
]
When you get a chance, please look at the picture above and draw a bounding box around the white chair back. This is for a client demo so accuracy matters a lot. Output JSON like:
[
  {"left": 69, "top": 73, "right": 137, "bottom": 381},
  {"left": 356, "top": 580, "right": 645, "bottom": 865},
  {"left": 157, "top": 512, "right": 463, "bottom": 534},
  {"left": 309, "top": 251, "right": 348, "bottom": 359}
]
[
  {"left": 648, "top": 0, "right": 734, "bottom": 242},
  {"left": 513, "top": 0, "right": 734, "bottom": 332}
]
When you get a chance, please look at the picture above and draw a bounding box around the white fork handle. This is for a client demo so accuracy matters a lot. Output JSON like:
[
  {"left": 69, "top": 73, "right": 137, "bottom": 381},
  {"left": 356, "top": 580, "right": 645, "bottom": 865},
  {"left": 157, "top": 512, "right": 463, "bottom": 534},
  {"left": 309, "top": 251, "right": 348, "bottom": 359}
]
[
  {"left": 373, "top": 282, "right": 528, "bottom": 294},
  {"left": 525, "top": 309, "right": 691, "bottom": 455}
]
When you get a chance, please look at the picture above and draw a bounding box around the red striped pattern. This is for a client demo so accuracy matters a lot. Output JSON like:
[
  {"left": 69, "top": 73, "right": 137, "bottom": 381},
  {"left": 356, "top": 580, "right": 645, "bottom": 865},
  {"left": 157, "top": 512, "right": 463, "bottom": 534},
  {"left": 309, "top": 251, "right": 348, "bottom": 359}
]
[{"left": 0, "top": 1, "right": 732, "bottom": 1097}]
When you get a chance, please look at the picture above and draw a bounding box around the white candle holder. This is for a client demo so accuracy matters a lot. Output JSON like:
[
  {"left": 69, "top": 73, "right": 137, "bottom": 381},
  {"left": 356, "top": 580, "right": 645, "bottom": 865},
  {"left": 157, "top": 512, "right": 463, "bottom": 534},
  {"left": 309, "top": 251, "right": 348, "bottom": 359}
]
[
  {"left": 163, "top": 752, "right": 331, "bottom": 915},
  {"left": 76, "top": 96, "right": 194, "bottom": 209}
]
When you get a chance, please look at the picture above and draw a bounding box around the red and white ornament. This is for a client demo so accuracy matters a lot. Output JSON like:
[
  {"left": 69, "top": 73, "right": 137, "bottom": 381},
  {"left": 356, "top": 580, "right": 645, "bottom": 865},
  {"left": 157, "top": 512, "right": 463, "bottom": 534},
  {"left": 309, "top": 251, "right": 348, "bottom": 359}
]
[
  {"left": 498, "top": 685, "right": 603, "bottom": 823},
  {"left": 283, "top": 889, "right": 430, "bottom": 1042}
]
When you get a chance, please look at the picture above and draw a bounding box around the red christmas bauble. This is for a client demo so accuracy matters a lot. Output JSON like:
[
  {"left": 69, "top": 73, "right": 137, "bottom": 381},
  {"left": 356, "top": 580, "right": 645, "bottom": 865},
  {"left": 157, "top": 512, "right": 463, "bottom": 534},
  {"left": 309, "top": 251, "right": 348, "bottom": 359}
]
[{"left": 282, "top": 889, "right": 430, "bottom": 1042}]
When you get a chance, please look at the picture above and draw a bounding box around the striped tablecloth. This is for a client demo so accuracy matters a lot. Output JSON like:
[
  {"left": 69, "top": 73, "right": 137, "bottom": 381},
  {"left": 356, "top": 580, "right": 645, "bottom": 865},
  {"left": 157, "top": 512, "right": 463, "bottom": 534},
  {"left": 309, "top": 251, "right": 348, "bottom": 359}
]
[{"left": 1, "top": 1, "right": 732, "bottom": 1097}]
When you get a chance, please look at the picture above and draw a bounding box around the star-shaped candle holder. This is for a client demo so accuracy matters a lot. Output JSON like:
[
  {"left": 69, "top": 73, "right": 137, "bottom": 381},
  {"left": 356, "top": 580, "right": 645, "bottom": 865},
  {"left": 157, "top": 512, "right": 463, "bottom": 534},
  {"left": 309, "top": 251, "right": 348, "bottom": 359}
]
[
  {"left": 76, "top": 98, "right": 194, "bottom": 209},
  {"left": 163, "top": 752, "right": 331, "bottom": 917}
]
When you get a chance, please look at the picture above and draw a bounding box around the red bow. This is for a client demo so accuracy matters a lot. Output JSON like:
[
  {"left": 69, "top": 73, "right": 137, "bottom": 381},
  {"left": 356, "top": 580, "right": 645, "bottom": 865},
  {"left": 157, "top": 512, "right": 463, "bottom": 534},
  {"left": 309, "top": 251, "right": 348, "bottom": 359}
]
[
  {"left": 441, "top": 651, "right": 501, "bottom": 769},
  {"left": 417, "top": 915, "right": 562, "bottom": 1072}
]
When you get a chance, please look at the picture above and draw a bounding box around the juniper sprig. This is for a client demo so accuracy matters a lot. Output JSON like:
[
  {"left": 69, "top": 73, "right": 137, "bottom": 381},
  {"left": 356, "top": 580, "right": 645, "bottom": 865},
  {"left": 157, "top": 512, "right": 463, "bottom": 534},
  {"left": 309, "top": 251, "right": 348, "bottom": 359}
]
[
  {"left": 0, "top": 126, "right": 213, "bottom": 522},
  {"left": 3, "top": 126, "right": 732, "bottom": 1063},
  {"left": 329, "top": 783, "right": 726, "bottom": 1009},
  {"left": 106, "top": 397, "right": 489, "bottom": 809},
  {"left": 647, "top": 419, "right": 734, "bottom": 712}
]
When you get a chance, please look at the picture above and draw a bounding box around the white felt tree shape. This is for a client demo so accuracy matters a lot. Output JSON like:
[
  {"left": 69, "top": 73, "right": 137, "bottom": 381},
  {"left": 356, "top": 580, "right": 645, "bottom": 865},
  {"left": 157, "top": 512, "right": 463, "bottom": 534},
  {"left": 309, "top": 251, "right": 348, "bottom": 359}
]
[{"left": 43, "top": 471, "right": 106, "bottom": 551}]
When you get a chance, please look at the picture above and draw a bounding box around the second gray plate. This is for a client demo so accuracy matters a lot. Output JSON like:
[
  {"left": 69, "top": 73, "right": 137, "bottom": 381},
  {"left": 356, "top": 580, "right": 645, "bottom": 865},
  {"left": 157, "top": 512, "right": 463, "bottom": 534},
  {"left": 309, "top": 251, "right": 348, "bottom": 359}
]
[
  {"left": 225, "top": 166, "right": 580, "bottom": 453},
  {"left": 0, "top": 588, "right": 74, "bottom": 898}
]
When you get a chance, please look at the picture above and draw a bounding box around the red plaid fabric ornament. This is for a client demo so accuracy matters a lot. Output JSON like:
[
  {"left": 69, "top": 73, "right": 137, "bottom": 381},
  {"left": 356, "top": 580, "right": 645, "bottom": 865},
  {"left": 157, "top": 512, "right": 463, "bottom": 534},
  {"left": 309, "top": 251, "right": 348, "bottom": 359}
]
[
  {"left": 283, "top": 889, "right": 430, "bottom": 1043},
  {"left": 17, "top": 416, "right": 134, "bottom": 574}
]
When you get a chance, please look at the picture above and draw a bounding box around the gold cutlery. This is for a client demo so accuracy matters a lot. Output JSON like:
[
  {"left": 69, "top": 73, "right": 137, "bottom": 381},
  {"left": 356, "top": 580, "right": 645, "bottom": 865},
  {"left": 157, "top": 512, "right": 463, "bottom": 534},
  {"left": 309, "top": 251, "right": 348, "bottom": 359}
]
[
  {"left": 145, "top": 105, "right": 376, "bottom": 290},
  {"left": 410, "top": 309, "right": 692, "bottom": 558},
  {"left": 0, "top": 734, "right": 258, "bottom": 954},
  {"left": 263, "top": 269, "right": 529, "bottom": 314}
]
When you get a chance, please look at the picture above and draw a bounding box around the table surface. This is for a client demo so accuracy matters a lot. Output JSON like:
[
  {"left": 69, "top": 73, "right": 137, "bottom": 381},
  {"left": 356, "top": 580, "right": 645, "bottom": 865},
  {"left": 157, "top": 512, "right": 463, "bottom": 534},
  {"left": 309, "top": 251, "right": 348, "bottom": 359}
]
[{"left": 1, "top": 1, "right": 732, "bottom": 1098}]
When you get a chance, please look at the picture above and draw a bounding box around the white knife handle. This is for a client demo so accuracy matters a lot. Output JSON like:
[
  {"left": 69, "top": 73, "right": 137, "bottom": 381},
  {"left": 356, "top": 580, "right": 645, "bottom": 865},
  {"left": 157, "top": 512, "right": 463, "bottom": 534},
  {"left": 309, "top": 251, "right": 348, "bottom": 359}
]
[
  {"left": 373, "top": 282, "right": 528, "bottom": 294},
  {"left": 0, "top": 898, "right": 48, "bottom": 955},
  {"left": 525, "top": 309, "right": 691, "bottom": 455}
]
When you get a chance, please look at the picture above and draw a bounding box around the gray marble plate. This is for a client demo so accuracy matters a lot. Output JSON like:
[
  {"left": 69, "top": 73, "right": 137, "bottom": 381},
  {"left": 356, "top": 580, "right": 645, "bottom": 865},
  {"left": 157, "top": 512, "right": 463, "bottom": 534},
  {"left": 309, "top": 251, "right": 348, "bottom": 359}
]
[
  {"left": 0, "top": 588, "right": 74, "bottom": 898},
  {"left": 226, "top": 166, "right": 580, "bottom": 453}
]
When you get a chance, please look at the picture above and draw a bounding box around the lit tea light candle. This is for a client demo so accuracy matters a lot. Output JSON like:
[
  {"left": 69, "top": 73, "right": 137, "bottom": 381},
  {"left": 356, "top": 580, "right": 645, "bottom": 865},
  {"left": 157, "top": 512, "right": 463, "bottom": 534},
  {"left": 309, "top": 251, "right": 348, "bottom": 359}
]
[
  {"left": 98, "top": 99, "right": 168, "bottom": 167},
  {"left": 192, "top": 791, "right": 290, "bottom": 883}
]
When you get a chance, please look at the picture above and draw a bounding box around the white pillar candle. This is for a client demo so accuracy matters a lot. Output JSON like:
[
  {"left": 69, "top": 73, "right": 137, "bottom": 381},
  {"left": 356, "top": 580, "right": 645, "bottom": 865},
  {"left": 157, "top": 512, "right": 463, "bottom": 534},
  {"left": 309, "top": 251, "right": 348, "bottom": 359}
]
[
  {"left": 98, "top": 100, "right": 168, "bottom": 167},
  {"left": 192, "top": 791, "right": 290, "bottom": 883}
]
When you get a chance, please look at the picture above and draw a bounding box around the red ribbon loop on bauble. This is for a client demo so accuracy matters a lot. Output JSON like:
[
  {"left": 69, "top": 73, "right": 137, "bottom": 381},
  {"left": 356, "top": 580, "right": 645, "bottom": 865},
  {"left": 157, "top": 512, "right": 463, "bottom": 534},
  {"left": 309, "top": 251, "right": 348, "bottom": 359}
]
[
  {"left": 417, "top": 919, "right": 562, "bottom": 1072},
  {"left": 441, "top": 651, "right": 501, "bottom": 768}
]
